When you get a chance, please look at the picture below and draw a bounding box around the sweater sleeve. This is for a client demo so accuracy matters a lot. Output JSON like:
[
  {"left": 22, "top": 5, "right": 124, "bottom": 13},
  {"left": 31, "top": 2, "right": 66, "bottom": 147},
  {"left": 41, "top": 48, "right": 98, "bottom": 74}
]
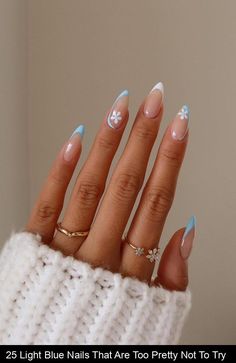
[{"left": 0, "top": 231, "right": 191, "bottom": 345}]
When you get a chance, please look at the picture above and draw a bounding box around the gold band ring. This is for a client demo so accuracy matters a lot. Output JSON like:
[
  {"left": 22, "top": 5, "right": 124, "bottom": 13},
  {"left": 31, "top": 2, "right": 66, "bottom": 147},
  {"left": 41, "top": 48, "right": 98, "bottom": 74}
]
[
  {"left": 56, "top": 222, "right": 90, "bottom": 238},
  {"left": 123, "top": 234, "right": 160, "bottom": 263}
]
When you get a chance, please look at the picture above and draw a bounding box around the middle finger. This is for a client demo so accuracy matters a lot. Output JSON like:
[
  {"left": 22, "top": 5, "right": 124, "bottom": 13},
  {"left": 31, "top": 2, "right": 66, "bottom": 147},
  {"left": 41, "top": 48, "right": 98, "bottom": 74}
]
[{"left": 77, "top": 82, "right": 164, "bottom": 269}]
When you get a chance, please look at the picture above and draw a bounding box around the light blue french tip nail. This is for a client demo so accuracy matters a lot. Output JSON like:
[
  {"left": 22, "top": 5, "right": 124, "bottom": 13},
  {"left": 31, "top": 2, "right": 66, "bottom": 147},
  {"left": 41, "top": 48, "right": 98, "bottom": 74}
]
[
  {"left": 116, "top": 89, "right": 129, "bottom": 101},
  {"left": 71, "top": 124, "right": 85, "bottom": 140},
  {"left": 183, "top": 215, "right": 196, "bottom": 239}
]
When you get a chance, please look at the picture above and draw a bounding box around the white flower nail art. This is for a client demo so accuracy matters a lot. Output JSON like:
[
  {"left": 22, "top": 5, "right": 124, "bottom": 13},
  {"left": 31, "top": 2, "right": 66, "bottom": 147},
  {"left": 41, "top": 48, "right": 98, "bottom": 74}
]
[
  {"left": 110, "top": 110, "right": 122, "bottom": 125},
  {"left": 178, "top": 106, "right": 189, "bottom": 120},
  {"left": 146, "top": 248, "right": 159, "bottom": 263},
  {"left": 107, "top": 90, "right": 129, "bottom": 129},
  {"left": 135, "top": 247, "right": 145, "bottom": 256}
]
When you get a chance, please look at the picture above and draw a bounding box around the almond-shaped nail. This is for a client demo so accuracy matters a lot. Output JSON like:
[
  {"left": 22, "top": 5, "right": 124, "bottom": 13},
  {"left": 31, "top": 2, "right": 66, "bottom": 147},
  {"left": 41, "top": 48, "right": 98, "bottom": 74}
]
[
  {"left": 144, "top": 82, "right": 164, "bottom": 119},
  {"left": 171, "top": 105, "right": 189, "bottom": 141},
  {"left": 180, "top": 216, "right": 196, "bottom": 259},
  {"left": 107, "top": 90, "right": 129, "bottom": 129},
  {"left": 63, "top": 125, "right": 84, "bottom": 162}
]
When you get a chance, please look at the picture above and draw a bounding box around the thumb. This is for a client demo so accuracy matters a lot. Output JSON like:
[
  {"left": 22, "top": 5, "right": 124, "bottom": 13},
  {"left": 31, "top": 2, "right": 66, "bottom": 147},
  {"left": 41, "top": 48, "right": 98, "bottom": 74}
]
[{"left": 155, "top": 216, "right": 196, "bottom": 291}]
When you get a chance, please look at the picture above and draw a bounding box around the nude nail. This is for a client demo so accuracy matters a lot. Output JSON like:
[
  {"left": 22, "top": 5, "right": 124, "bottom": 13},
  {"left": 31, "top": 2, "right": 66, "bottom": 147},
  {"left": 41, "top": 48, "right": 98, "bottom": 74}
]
[
  {"left": 144, "top": 82, "right": 164, "bottom": 119},
  {"left": 171, "top": 105, "right": 189, "bottom": 141},
  {"left": 63, "top": 125, "right": 84, "bottom": 162},
  {"left": 180, "top": 216, "right": 196, "bottom": 259},
  {"left": 107, "top": 90, "right": 129, "bottom": 129}
]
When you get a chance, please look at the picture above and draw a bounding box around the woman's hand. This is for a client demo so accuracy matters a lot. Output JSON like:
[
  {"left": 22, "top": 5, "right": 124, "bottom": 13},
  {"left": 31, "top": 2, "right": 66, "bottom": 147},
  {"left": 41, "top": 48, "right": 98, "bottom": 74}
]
[{"left": 25, "top": 82, "right": 195, "bottom": 290}]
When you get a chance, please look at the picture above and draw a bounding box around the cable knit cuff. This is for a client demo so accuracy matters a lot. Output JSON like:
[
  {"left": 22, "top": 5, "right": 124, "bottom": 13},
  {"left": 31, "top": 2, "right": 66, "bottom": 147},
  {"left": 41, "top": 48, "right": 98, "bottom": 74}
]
[{"left": 0, "top": 232, "right": 191, "bottom": 345}]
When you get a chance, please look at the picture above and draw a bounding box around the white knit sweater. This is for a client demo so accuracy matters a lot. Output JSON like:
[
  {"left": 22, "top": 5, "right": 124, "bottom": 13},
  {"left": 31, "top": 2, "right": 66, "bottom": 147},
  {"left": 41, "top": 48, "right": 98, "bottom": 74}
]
[{"left": 0, "top": 231, "right": 191, "bottom": 345}]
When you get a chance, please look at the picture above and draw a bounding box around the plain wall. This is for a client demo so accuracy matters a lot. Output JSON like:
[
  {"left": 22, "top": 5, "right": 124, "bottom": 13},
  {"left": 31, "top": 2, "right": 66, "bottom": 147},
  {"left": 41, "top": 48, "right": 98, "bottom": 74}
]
[
  {"left": 0, "top": 0, "right": 29, "bottom": 243},
  {"left": 0, "top": 0, "right": 235, "bottom": 344}
]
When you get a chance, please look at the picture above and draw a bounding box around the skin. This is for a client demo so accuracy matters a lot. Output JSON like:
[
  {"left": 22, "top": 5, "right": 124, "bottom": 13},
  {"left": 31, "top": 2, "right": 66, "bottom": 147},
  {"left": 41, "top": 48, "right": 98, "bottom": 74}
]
[{"left": 25, "top": 92, "right": 189, "bottom": 291}]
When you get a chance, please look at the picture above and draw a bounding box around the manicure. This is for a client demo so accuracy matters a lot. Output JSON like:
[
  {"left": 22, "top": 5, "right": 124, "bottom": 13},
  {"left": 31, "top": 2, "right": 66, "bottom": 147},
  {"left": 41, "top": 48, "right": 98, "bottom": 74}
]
[
  {"left": 171, "top": 105, "right": 189, "bottom": 141},
  {"left": 63, "top": 125, "right": 85, "bottom": 162},
  {"left": 107, "top": 90, "right": 129, "bottom": 129},
  {"left": 144, "top": 82, "right": 164, "bottom": 119},
  {"left": 70, "top": 125, "right": 85, "bottom": 140},
  {"left": 180, "top": 216, "right": 196, "bottom": 259}
]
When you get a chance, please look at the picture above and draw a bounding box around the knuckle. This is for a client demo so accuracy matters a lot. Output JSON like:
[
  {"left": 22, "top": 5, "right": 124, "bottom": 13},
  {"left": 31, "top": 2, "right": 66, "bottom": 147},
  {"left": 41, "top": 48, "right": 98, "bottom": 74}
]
[
  {"left": 37, "top": 201, "right": 57, "bottom": 223},
  {"left": 159, "top": 148, "right": 182, "bottom": 168},
  {"left": 76, "top": 181, "right": 102, "bottom": 207},
  {"left": 144, "top": 186, "right": 174, "bottom": 222},
  {"left": 97, "top": 135, "right": 115, "bottom": 151},
  {"left": 134, "top": 124, "right": 156, "bottom": 141},
  {"left": 112, "top": 172, "right": 141, "bottom": 203}
]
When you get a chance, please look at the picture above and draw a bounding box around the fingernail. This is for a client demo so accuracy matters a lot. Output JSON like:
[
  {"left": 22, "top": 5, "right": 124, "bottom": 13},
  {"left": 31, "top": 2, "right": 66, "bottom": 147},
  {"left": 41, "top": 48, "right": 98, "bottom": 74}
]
[
  {"left": 180, "top": 216, "right": 196, "bottom": 259},
  {"left": 71, "top": 124, "right": 85, "bottom": 140},
  {"left": 171, "top": 105, "right": 189, "bottom": 141},
  {"left": 63, "top": 124, "right": 84, "bottom": 162},
  {"left": 107, "top": 90, "right": 129, "bottom": 129},
  {"left": 144, "top": 82, "right": 164, "bottom": 119}
]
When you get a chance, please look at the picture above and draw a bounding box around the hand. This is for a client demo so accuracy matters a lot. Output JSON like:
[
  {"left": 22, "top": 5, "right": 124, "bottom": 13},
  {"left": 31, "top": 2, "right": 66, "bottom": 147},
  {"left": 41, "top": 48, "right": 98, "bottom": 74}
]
[{"left": 25, "top": 83, "right": 195, "bottom": 290}]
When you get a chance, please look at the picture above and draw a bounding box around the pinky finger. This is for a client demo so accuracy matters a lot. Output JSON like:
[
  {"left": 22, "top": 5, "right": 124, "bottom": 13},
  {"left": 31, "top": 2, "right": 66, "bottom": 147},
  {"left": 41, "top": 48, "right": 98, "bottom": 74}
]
[
  {"left": 25, "top": 125, "right": 85, "bottom": 243},
  {"left": 154, "top": 216, "right": 196, "bottom": 291}
]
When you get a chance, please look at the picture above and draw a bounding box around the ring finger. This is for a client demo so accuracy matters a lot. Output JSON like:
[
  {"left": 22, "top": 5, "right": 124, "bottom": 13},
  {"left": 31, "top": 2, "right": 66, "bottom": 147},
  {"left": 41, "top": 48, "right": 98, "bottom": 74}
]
[
  {"left": 77, "top": 82, "right": 164, "bottom": 269},
  {"left": 120, "top": 105, "right": 189, "bottom": 282}
]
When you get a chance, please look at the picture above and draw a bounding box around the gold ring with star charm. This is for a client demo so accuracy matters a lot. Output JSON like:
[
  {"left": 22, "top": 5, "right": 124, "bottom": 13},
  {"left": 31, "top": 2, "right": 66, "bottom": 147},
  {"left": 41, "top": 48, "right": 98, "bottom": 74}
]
[{"left": 122, "top": 235, "right": 160, "bottom": 263}]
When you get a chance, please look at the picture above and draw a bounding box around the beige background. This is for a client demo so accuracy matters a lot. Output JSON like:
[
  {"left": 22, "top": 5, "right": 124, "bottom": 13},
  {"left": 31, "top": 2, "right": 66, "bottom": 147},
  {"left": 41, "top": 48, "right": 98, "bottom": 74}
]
[
  {"left": 0, "top": 0, "right": 29, "bottom": 243},
  {"left": 1, "top": 0, "right": 236, "bottom": 344}
]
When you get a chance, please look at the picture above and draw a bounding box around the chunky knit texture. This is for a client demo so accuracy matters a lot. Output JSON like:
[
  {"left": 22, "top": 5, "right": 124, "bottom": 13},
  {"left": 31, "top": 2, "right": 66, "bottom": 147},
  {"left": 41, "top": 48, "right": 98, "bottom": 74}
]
[{"left": 0, "top": 231, "right": 191, "bottom": 345}]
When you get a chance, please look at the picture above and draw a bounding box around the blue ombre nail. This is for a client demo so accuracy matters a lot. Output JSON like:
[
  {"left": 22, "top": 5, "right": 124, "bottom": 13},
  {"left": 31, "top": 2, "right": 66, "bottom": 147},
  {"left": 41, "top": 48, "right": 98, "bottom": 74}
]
[{"left": 71, "top": 124, "right": 85, "bottom": 140}]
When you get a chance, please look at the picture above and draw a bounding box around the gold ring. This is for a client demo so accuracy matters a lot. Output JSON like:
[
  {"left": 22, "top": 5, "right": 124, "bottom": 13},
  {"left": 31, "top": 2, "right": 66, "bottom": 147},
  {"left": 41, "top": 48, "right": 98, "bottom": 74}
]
[
  {"left": 56, "top": 222, "right": 90, "bottom": 238},
  {"left": 123, "top": 234, "right": 160, "bottom": 263}
]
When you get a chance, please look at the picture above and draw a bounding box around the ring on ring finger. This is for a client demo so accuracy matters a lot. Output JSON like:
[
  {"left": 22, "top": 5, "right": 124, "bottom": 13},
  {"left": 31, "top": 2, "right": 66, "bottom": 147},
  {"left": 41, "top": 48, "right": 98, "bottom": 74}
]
[{"left": 122, "top": 234, "right": 160, "bottom": 263}]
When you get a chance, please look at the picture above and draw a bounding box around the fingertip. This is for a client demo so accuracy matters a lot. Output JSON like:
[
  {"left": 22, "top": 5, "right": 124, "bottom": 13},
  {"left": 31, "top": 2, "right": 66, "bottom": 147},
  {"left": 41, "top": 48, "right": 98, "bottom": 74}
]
[
  {"left": 72, "top": 124, "right": 85, "bottom": 140},
  {"left": 61, "top": 125, "right": 84, "bottom": 163}
]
